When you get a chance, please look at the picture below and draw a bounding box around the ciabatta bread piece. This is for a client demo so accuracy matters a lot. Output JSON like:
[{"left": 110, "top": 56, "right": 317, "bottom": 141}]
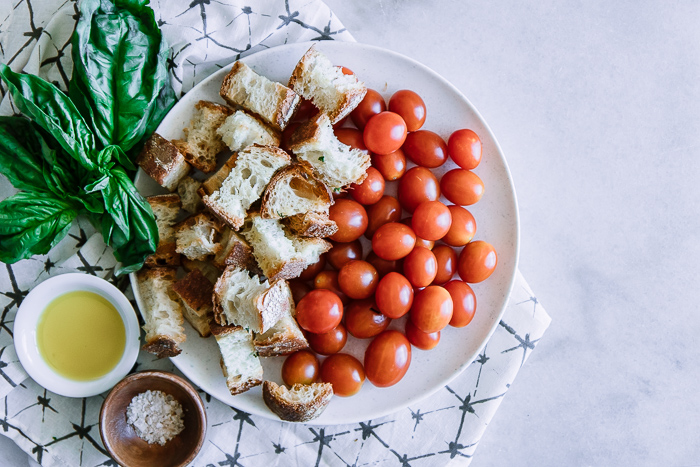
[
  {"left": 217, "top": 110, "right": 281, "bottom": 152},
  {"left": 182, "top": 257, "right": 222, "bottom": 284},
  {"left": 254, "top": 295, "right": 308, "bottom": 357},
  {"left": 172, "top": 269, "right": 214, "bottom": 338},
  {"left": 260, "top": 164, "right": 333, "bottom": 219},
  {"left": 242, "top": 212, "right": 331, "bottom": 281},
  {"left": 212, "top": 228, "right": 258, "bottom": 273},
  {"left": 262, "top": 381, "right": 333, "bottom": 422},
  {"left": 220, "top": 61, "right": 300, "bottom": 131},
  {"left": 199, "top": 145, "right": 291, "bottom": 230},
  {"left": 175, "top": 212, "right": 223, "bottom": 261},
  {"left": 177, "top": 176, "right": 203, "bottom": 213},
  {"left": 173, "top": 100, "right": 233, "bottom": 173},
  {"left": 288, "top": 45, "right": 367, "bottom": 124},
  {"left": 210, "top": 322, "right": 263, "bottom": 395},
  {"left": 282, "top": 211, "right": 338, "bottom": 238},
  {"left": 135, "top": 268, "right": 186, "bottom": 358},
  {"left": 200, "top": 152, "right": 238, "bottom": 197},
  {"left": 288, "top": 114, "right": 371, "bottom": 190},
  {"left": 145, "top": 194, "right": 182, "bottom": 267},
  {"left": 213, "top": 266, "right": 291, "bottom": 334},
  {"left": 136, "top": 133, "right": 190, "bottom": 191}
]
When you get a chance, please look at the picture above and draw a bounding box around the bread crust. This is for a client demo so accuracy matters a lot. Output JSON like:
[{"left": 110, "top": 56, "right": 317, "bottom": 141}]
[
  {"left": 145, "top": 242, "right": 181, "bottom": 268},
  {"left": 282, "top": 211, "right": 338, "bottom": 238},
  {"left": 260, "top": 163, "right": 333, "bottom": 219},
  {"left": 141, "top": 336, "right": 183, "bottom": 358},
  {"left": 172, "top": 268, "right": 214, "bottom": 315},
  {"left": 262, "top": 381, "right": 333, "bottom": 422},
  {"left": 146, "top": 194, "right": 183, "bottom": 267},
  {"left": 174, "top": 100, "right": 233, "bottom": 173},
  {"left": 136, "top": 133, "right": 190, "bottom": 191}
]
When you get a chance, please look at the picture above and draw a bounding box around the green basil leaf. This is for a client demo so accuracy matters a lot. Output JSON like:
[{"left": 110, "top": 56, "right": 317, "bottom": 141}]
[
  {"left": 0, "top": 192, "right": 78, "bottom": 263},
  {"left": 0, "top": 117, "right": 51, "bottom": 192}
]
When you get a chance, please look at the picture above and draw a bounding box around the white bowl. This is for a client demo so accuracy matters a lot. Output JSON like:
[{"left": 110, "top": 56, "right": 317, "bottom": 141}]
[{"left": 14, "top": 273, "right": 140, "bottom": 397}]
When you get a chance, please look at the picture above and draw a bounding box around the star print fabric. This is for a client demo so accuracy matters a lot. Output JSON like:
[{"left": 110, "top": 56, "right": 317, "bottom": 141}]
[{"left": 0, "top": 1, "right": 551, "bottom": 465}]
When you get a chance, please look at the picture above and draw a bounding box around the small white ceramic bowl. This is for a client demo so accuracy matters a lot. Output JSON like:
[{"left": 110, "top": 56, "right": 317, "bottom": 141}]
[{"left": 14, "top": 273, "right": 140, "bottom": 397}]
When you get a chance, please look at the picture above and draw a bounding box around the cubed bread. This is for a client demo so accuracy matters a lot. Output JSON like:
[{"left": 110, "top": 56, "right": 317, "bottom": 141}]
[
  {"left": 288, "top": 113, "right": 370, "bottom": 190},
  {"left": 242, "top": 213, "right": 331, "bottom": 281},
  {"left": 254, "top": 295, "right": 308, "bottom": 357},
  {"left": 282, "top": 211, "right": 338, "bottom": 238},
  {"left": 199, "top": 145, "right": 291, "bottom": 230},
  {"left": 262, "top": 381, "right": 333, "bottom": 422},
  {"left": 210, "top": 323, "right": 263, "bottom": 395},
  {"left": 173, "top": 100, "right": 233, "bottom": 173},
  {"left": 181, "top": 257, "right": 222, "bottom": 284},
  {"left": 200, "top": 152, "right": 238, "bottom": 197},
  {"left": 260, "top": 164, "right": 333, "bottom": 219},
  {"left": 136, "top": 133, "right": 190, "bottom": 191},
  {"left": 288, "top": 45, "right": 367, "bottom": 124},
  {"left": 212, "top": 266, "right": 291, "bottom": 334},
  {"left": 217, "top": 110, "right": 281, "bottom": 152},
  {"left": 219, "top": 61, "right": 300, "bottom": 131},
  {"left": 212, "top": 228, "right": 258, "bottom": 272},
  {"left": 172, "top": 269, "right": 214, "bottom": 337},
  {"left": 135, "top": 268, "right": 186, "bottom": 358},
  {"left": 175, "top": 212, "right": 223, "bottom": 261},
  {"left": 145, "top": 194, "right": 182, "bottom": 267},
  {"left": 177, "top": 176, "right": 203, "bottom": 213}
]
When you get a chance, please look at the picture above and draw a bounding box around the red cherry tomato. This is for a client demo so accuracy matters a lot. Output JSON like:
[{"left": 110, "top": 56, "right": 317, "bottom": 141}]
[
  {"left": 400, "top": 217, "right": 434, "bottom": 250},
  {"left": 350, "top": 167, "right": 385, "bottom": 205},
  {"left": 397, "top": 167, "right": 440, "bottom": 212},
  {"left": 288, "top": 279, "right": 311, "bottom": 304},
  {"left": 329, "top": 198, "right": 368, "bottom": 242},
  {"left": 444, "top": 280, "right": 477, "bottom": 327},
  {"left": 338, "top": 260, "right": 378, "bottom": 300},
  {"left": 405, "top": 320, "right": 440, "bottom": 350},
  {"left": 372, "top": 222, "right": 416, "bottom": 260},
  {"left": 402, "top": 247, "right": 438, "bottom": 288},
  {"left": 448, "top": 129, "right": 482, "bottom": 170},
  {"left": 442, "top": 205, "right": 476, "bottom": 247},
  {"left": 458, "top": 241, "right": 497, "bottom": 283},
  {"left": 351, "top": 89, "right": 386, "bottom": 130},
  {"left": 327, "top": 240, "right": 362, "bottom": 270},
  {"left": 388, "top": 90, "right": 426, "bottom": 132},
  {"left": 296, "top": 289, "right": 343, "bottom": 334},
  {"left": 366, "top": 195, "right": 402, "bottom": 239},
  {"left": 363, "top": 111, "right": 408, "bottom": 155},
  {"left": 440, "top": 169, "right": 484, "bottom": 206},
  {"left": 410, "top": 286, "right": 453, "bottom": 333},
  {"left": 411, "top": 201, "right": 452, "bottom": 241},
  {"left": 293, "top": 98, "right": 319, "bottom": 122},
  {"left": 335, "top": 128, "right": 368, "bottom": 153},
  {"left": 314, "top": 270, "right": 349, "bottom": 304},
  {"left": 307, "top": 323, "right": 348, "bottom": 355},
  {"left": 402, "top": 130, "right": 448, "bottom": 168},
  {"left": 339, "top": 66, "right": 354, "bottom": 75},
  {"left": 364, "top": 330, "right": 412, "bottom": 387},
  {"left": 432, "top": 245, "right": 458, "bottom": 285},
  {"left": 320, "top": 353, "right": 365, "bottom": 397},
  {"left": 372, "top": 149, "right": 406, "bottom": 181},
  {"left": 366, "top": 251, "right": 402, "bottom": 278},
  {"left": 282, "top": 350, "right": 320, "bottom": 386},
  {"left": 375, "top": 272, "right": 414, "bottom": 318},
  {"left": 345, "top": 299, "right": 391, "bottom": 339},
  {"left": 299, "top": 254, "right": 326, "bottom": 281}
]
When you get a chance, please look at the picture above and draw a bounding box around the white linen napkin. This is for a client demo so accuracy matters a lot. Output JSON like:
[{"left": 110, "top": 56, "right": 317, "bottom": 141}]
[{"left": 0, "top": 1, "right": 551, "bottom": 465}]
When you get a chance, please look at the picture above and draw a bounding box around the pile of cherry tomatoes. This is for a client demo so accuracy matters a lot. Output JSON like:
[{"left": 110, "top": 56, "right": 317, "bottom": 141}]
[{"left": 280, "top": 74, "right": 498, "bottom": 398}]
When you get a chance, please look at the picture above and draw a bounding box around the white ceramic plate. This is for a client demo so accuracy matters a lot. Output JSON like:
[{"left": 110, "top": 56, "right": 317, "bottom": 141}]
[{"left": 130, "top": 41, "right": 519, "bottom": 425}]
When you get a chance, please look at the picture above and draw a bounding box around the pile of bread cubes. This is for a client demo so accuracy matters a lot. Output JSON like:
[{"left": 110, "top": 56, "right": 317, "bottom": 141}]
[{"left": 133, "top": 45, "right": 369, "bottom": 422}]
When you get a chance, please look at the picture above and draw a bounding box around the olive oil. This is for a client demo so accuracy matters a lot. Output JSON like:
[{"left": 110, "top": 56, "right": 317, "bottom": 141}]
[{"left": 37, "top": 291, "right": 126, "bottom": 381}]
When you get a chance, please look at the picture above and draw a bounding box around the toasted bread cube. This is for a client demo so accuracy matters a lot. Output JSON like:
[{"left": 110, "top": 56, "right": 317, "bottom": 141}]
[
  {"left": 260, "top": 164, "right": 333, "bottom": 219},
  {"left": 175, "top": 212, "right": 223, "bottom": 261},
  {"left": 217, "top": 110, "right": 281, "bottom": 152},
  {"left": 136, "top": 133, "right": 190, "bottom": 191},
  {"left": 172, "top": 269, "right": 214, "bottom": 337},
  {"left": 254, "top": 296, "right": 308, "bottom": 357},
  {"left": 210, "top": 323, "right": 263, "bottom": 395},
  {"left": 282, "top": 211, "right": 338, "bottom": 238},
  {"left": 173, "top": 100, "right": 233, "bottom": 173},
  {"left": 177, "top": 176, "right": 203, "bottom": 213},
  {"left": 181, "top": 257, "right": 222, "bottom": 284},
  {"left": 145, "top": 194, "right": 182, "bottom": 267},
  {"left": 212, "top": 228, "right": 258, "bottom": 273},
  {"left": 262, "top": 381, "right": 333, "bottom": 422}
]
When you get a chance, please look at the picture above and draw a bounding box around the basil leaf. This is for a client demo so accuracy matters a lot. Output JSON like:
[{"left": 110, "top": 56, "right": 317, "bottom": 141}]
[
  {"left": 0, "top": 117, "right": 51, "bottom": 192},
  {"left": 70, "top": 0, "right": 176, "bottom": 154},
  {"left": 0, "top": 192, "right": 78, "bottom": 263}
]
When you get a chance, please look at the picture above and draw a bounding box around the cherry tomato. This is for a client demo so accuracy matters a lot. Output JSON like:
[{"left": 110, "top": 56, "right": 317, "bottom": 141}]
[
  {"left": 296, "top": 289, "right": 343, "bottom": 334},
  {"left": 400, "top": 217, "right": 434, "bottom": 250},
  {"left": 314, "top": 270, "right": 349, "bottom": 304},
  {"left": 402, "top": 130, "right": 448, "bottom": 168},
  {"left": 432, "top": 245, "right": 458, "bottom": 285},
  {"left": 405, "top": 319, "right": 440, "bottom": 350},
  {"left": 350, "top": 167, "right": 385, "bottom": 205},
  {"left": 366, "top": 195, "right": 402, "bottom": 239},
  {"left": 440, "top": 169, "right": 484, "bottom": 206},
  {"left": 329, "top": 198, "right": 368, "bottom": 242},
  {"left": 339, "top": 66, "right": 354, "bottom": 75},
  {"left": 364, "top": 330, "right": 411, "bottom": 387},
  {"left": 327, "top": 240, "right": 362, "bottom": 270},
  {"left": 299, "top": 254, "right": 326, "bottom": 281},
  {"left": 444, "top": 280, "right": 477, "bottom": 327},
  {"left": 372, "top": 149, "right": 406, "bottom": 181},
  {"left": 338, "top": 260, "right": 378, "bottom": 300},
  {"left": 307, "top": 323, "right": 348, "bottom": 355},
  {"left": 363, "top": 111, "right": 408, "bottom": 155},
  {"left": 282, "top": 350, "right": 319, "bottom": 386},
  {"left": 410, "top": 286, "right": 453, "bottom": 333},
  {"left": 448, "top": 129, "right": 482, "bottom": 170},
  {"left": 402, "top": 247, "right": 438, "bottom": 288},
  {"left": 411, "top": 201, "right": 452, "bottom": 241},
  {"left": 293, "top": 98, "right": 319, "bottom": 122},
  {"left": 288, "top": 279, "right": 311, "bottom": 304},
  {"left": 397, "top": 167, "right": 440, "bottom": 212},
  {"left": 372, "top": 222, "right": 416, "bottom": 260},
  {"left": 335, "top": 128, "right": 368, "bottom": 153},
  {"left": 320, "top": 353, "right": 365, "bottom": 397},
  {"left": 351, "top": 89, "right": 386, "bottom": 130},
  {"left": 366, "top": 251, "right": 402, "bottom": 278},
  {"left": 458, "top": 241, "right": 497, "bottom": 283},
  {"left": 442, "top": 205, "right": 476, "bottom": 247},
  {"left": 345, "top": 299, "right": 391, "bottom": 338},
  {"left": 375, "top": 272, "right": 414, "bottom": 318},
  {"left": 388, "top": 90, "right": 426, "bottom": 132}
]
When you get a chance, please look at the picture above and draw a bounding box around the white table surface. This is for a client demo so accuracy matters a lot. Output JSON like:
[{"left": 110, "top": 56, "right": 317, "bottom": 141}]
[{"left": 3, "top": 1, "right": 700, "bottom": 466}]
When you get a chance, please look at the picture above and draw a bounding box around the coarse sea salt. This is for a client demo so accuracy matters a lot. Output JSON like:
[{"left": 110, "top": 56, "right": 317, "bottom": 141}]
[{"left": 126, "top": 390, "right": 185, "bottom": 445}]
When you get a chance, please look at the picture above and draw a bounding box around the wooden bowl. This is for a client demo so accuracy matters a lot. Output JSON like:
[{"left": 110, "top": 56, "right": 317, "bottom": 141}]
[{"left": 100, "top": 371, "right": 206, "bottom": 467}]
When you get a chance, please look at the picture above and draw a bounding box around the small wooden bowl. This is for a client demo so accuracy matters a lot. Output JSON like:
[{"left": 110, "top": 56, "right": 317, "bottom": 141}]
[{"left": 100, "top": 371, "right": 206, "bottom": 467}]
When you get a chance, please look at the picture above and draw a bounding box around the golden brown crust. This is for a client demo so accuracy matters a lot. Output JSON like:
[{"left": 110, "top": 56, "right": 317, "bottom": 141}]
[
  {"left": 181, "top": 257, "right": 222, "bottom": 284},
  {"left": 282, "top": 211, "right": 338, "bottom": 238},
  {"left": 145, "top": 242, "right": 181, "bottom": 268},
  {"left": 182, "top": 307, "right": 212, "bottom": 338},
  {"left": 221, "top": 357, "right": 262, "bottom": 396},
  {"left": 262, "top": 381, "right": 333, "bottom": 422},
  {"left": 209, "top": 321, "right": 242, "bottom": 337},
  {"left": 254, "top": 333, "right": 308, "bottom": 357},
  {"left": 136, "top": 133, "right": 190, "bottom": 191},
  {"left": 287, "top": 117, "right": 322, "bottom": 151},
  {"left": 212, "top": 229, "right": 258, "bottom": 272},
  {"left": 173, "top": 101, "right": 234, "bottom": 173},
  {"left": 172, "top": 269, "right": 214, "bottom": 315},
  {"left": 260, "top": 164, "right": 333, "bottom": 219},
  {"left": 195, "top": 99, "right": 234, "bottom": 115},
  {"left": 141, "top": 336, "right": 182, "bottom": 358}
]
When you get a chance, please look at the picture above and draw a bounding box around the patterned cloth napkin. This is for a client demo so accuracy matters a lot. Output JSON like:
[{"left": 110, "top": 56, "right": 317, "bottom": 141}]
[{"left": 0, "top": 1, "right": 552, "bottom": 465}]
